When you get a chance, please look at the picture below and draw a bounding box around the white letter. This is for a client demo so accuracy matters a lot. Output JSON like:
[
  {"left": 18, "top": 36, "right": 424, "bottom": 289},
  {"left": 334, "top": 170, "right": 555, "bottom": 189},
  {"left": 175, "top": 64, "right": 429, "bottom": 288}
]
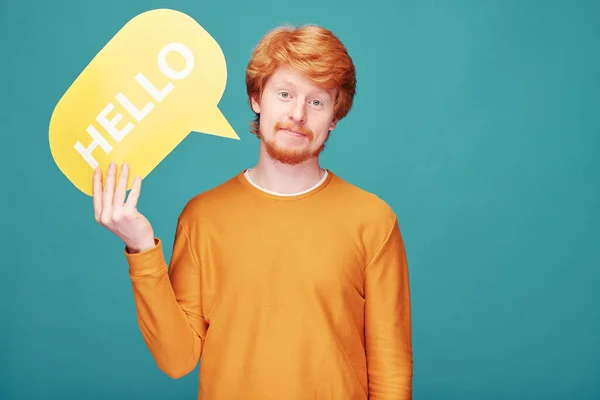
[
  {"left": 136, "top": 72, "right": 173, "bottom": 102},
  {"left": 158, "top": 42, "right": 194, "bottom": 80},
  {"left": 116, "top": 91, "right": 154, "bottom": 122},
  {"left": 96, "top": 102, "right": 134, "bottom": 143},
  {"left": 74, "top": 124, "right": 113, "bottom": 169}
]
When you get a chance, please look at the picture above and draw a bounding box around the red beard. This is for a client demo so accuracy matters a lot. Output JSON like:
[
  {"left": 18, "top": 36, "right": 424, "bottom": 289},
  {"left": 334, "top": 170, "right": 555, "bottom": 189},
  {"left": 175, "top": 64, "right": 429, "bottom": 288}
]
[{"left": 261, "top": 121, "right": 328, "bottom": 165}]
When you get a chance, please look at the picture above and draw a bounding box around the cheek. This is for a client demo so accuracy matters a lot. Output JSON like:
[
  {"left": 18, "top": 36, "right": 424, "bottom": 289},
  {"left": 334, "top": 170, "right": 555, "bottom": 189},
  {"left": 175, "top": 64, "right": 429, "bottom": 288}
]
[
  {"left": 260, "top": 99, "right": 285, "bottom": 121},
  {"left": 310, "top": 113, "right": 334, "bottom": 132}
]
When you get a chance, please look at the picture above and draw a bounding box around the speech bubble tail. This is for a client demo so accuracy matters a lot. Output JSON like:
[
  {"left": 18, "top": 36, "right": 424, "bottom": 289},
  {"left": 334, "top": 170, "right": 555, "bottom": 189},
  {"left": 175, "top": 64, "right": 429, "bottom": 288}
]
[{"left": 192, "top": 107, "right": 240, "bottom": 140}]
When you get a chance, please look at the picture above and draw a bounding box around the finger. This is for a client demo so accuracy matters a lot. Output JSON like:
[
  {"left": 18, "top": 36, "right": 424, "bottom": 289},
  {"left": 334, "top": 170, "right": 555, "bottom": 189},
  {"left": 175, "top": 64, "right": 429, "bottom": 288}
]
[
  {"left": 102, "top": 162, "right": 117, "bottom": 218},
  {"left": 113, "top": 163, "right": 129, "bottom": 207},
  {"left": 92, "top": 166, "right": 103, "bottom": 222},
  {"left": 125, "top": 175, "right": 142, "bottom": 212}
]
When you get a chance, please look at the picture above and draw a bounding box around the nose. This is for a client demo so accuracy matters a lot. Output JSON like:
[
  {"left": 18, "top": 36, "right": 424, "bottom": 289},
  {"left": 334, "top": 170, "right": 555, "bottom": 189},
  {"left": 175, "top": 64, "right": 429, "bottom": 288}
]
[{"left": 288, "top": 99, "right": 306, "bottom": 124}]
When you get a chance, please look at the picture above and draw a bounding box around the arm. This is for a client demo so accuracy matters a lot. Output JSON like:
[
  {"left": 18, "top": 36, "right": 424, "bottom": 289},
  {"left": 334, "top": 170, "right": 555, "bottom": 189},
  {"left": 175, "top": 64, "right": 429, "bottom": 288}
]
[
  {"left": 365, "top": 217, "right": 413, "bottom": 399},
  {"left": 125, "top": 217, "right": 207, "bottom": 379}
]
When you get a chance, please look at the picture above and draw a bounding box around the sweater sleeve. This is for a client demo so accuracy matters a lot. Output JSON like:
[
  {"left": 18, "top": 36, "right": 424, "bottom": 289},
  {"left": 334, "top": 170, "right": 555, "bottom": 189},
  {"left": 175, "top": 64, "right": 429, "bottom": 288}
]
[
  {"left": 124, "top": 217, "right": 207, "bottom": 379},
  {"left": 365, "top": 216, "right": 413, "bottom": 399}
]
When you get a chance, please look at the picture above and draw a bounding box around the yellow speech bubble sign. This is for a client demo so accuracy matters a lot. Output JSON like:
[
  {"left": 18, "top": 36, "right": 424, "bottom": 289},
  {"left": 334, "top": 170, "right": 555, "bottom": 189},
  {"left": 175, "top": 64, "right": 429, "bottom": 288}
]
[{"left": 49, "top": 8, "right": 240, "bottom": 196}]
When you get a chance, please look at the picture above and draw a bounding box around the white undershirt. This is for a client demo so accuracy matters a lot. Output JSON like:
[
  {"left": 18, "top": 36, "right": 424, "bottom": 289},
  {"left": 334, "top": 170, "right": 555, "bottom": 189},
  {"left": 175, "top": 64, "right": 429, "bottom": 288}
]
[{"left": 244, "top": 168, "right": 328, "bottom": 196}]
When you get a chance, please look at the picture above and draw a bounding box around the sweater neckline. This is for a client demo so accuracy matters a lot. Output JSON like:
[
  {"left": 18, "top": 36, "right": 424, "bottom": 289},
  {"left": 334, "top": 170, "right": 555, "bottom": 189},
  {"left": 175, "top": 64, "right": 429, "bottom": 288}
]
[{"left": 237, "top": 168, "right": 335, "bottom": 202}]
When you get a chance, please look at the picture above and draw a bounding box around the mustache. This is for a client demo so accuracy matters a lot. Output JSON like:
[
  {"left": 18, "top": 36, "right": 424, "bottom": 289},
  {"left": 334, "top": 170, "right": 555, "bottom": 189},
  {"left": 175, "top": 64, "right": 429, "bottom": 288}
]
[{"left": 275, "top": 122, "right": 314, "bottom": 139}]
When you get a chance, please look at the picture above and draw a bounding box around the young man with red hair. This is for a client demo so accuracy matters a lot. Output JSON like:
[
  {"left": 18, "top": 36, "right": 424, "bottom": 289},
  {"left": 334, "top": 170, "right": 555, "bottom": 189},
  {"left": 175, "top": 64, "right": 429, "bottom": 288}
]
[{"left": 93, "top": 24, "right": 413, "bottom": 399}]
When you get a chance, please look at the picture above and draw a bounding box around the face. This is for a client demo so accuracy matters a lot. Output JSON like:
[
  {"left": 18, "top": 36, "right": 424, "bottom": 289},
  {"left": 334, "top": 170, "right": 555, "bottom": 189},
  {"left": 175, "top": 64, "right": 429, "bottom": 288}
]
[{"left": 251, "top": 65, "right": 338, "bottom": 165}]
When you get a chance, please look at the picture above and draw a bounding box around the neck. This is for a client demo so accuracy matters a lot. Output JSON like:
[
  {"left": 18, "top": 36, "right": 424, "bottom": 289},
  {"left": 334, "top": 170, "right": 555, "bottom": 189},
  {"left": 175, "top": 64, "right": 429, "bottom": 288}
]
[{"left": 248, "top": 147, "right": 326, "bottom": 194}]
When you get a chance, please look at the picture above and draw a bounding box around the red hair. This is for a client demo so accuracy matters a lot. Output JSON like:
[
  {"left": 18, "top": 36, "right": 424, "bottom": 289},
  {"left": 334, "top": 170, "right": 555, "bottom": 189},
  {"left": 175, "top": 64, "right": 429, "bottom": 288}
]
[{"left": 245, "top": 24, "right": 357, "bottom": 137}]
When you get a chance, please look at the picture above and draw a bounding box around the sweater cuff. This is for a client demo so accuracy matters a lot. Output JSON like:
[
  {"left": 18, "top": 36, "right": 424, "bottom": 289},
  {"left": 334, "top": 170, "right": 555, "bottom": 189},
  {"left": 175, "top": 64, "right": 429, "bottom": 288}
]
[{"left": 124, "top": 238, "right": 167, "bottom": 277}]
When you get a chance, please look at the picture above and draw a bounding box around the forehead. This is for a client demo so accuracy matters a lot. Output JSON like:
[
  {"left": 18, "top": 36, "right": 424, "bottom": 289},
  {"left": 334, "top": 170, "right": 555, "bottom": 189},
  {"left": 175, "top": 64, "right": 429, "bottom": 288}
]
[{"left": 267, "top": 65, "right": 336, "bottom": 97}]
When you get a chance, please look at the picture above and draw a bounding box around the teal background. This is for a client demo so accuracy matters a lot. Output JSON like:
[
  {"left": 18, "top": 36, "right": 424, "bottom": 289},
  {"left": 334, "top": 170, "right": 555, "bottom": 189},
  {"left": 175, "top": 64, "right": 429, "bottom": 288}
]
[{"left": 2, "top": 0, "right": 599, "bottom": 398}]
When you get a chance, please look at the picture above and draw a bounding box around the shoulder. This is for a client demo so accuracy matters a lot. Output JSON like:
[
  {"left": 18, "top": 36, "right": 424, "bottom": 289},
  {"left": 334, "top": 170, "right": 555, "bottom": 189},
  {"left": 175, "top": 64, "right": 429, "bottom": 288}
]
[
  {"left": 330, "top": 172, "right": 398, "bottom": 224},
  {"left": 177, "top": 171, "right": 246, "bottom": 223},
  {"left": 329, "top": 172, "right": 401, "bottom": 254}
]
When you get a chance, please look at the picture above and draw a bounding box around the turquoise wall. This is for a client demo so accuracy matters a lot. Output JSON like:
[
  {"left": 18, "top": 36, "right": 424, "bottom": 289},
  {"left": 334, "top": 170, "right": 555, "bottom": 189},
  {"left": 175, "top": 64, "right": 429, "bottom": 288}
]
[{"left": 3, "top": 0, "right": 599, "bottom": 398}]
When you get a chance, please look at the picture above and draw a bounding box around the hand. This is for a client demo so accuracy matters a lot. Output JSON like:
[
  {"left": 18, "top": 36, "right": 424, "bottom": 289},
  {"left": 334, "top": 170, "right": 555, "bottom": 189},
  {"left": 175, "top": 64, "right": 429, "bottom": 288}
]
[{"left": 93, "top": 162, "right": 156, "bottom": 253}]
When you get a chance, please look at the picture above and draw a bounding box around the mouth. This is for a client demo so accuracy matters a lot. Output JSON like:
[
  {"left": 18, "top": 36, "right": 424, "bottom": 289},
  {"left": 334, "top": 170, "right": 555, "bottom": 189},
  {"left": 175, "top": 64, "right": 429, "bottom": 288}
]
[{"left": 280, "top": 129, "right": 307, "bottom": 138}]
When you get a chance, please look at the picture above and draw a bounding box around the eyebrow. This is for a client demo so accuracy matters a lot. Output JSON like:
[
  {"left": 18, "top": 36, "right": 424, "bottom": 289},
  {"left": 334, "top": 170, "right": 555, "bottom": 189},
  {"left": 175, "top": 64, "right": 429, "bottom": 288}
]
[{"left": 274, "top": 80, "right": 296, "bottom": 89}]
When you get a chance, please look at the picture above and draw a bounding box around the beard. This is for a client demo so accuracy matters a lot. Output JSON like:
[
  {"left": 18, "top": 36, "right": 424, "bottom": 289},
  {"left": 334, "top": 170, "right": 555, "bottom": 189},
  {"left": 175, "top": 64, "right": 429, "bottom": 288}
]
[{"left": 260, "top": 121, "right": 329, "bottom": 165}]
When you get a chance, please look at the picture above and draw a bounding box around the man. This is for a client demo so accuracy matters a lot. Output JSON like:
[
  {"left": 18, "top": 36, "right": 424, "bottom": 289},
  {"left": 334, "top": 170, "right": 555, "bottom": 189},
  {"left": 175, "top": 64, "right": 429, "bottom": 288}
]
[{"left": 93, "top": 24, "right": 413, "bottom": 399}]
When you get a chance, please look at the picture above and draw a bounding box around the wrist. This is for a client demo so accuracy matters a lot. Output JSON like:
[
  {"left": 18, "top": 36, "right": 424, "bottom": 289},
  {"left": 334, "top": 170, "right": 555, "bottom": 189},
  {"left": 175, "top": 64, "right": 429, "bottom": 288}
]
[{"left": 126, "top": 236, "right": 156, "bottom": 254}]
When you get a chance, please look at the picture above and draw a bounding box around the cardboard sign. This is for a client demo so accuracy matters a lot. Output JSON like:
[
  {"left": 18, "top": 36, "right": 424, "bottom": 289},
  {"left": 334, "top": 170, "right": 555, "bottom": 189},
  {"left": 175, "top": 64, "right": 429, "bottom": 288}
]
[{"left": 49, "top": 8, "right": 240, "bottom": 196}]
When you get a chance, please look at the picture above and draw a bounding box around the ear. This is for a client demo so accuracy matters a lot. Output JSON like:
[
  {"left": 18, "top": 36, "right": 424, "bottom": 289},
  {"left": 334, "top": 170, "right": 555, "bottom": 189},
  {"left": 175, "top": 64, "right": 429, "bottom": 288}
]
[
  {"left": 251, "top": 95, "right": 261, "bottom": 114},
  {"left": 329, "top": 119, "right": 338, "bottom": 131}
]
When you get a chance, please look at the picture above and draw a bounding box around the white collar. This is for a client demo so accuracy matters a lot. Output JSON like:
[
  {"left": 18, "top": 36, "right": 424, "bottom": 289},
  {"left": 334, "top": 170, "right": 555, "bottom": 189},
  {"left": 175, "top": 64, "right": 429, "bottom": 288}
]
[{"left": 244, "top": 168, "right": 328, "bottom": 196}]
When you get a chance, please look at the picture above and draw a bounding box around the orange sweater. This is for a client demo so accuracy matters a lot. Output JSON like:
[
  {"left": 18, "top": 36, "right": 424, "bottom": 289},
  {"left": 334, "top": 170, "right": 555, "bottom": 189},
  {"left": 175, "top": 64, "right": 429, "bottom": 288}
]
[{"left": 125, "top": 169, "right": 413, "bottom": 399}]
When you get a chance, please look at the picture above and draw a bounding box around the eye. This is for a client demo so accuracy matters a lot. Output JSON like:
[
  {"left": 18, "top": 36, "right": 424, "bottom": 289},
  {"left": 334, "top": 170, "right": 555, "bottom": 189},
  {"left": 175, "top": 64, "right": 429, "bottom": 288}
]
[
  {"left": 310, "top": 99, "right": 323, "bottom": 107},
  {"left": 279, "top": 91, "right": 290, "bottom": 99}
]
